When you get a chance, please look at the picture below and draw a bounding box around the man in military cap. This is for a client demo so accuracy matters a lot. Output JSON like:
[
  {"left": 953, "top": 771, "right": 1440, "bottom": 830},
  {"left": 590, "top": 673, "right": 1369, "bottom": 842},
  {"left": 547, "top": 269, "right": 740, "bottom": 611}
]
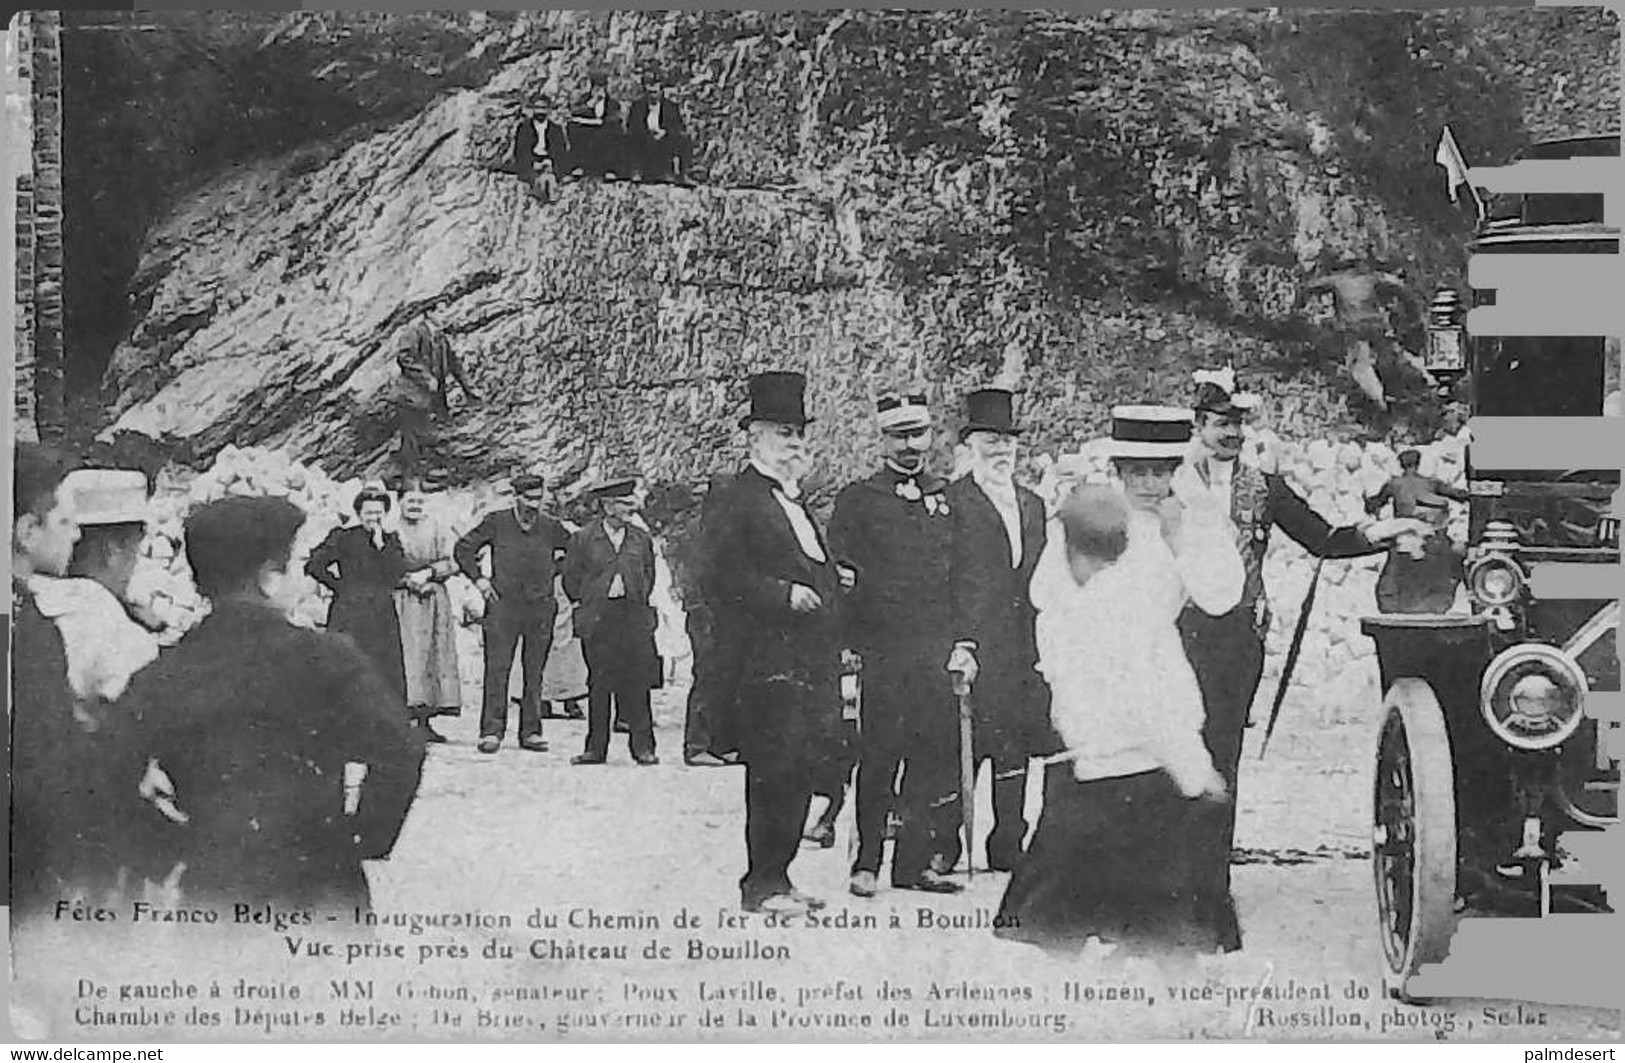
[
  {"left": 829, "top": 393, "right": 963, "bottom": 897},
  {"left": 455, "top": 473, "right": 572, "bottom": 754},
  {"left": 941, "top": 388, "right": 1049, "bottom": 874},
  {"left": 698, "top": 371, "right": 846, "bottom": 914},
  {"left": 563, "top": 475, "right": 660, "bottom": 766},
  {"left": 1174, "top": 366, "right": 1416, "bottom": 950}
]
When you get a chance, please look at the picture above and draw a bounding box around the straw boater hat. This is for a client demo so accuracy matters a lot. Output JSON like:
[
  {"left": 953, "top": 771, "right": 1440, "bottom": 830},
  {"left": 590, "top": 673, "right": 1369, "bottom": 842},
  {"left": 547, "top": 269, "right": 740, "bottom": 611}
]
[
  {"left": 876, "top": 392, "right": 932, "bottom": 435},
  {"left": 62, "top": 469, "right": 149, "bottom": 526},
  {"left": 1104, "top": 405, "right": 1195, "bottom": 460}
]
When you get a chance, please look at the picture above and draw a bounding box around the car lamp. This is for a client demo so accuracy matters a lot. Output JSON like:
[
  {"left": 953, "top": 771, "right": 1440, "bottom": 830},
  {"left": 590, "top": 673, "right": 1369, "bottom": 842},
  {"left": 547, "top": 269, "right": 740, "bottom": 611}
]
[{"left": 1479, "top": 643, "right": 1589, "bottom": 751}]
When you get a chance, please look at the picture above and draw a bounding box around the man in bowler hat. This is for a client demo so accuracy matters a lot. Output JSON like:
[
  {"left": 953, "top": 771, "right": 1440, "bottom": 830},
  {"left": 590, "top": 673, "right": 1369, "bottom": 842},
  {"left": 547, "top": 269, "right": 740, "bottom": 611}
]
[
  {"left": 455, "top": 473, "right": 572, "bottom": 754},
  {"left": 829, "top": 393, "right": 963, "bottom": 897},
  {"left": 563, "top": 475, "right": 660, "bottom": 766},
  {"left": 698, "top": 371, "right": 846, "bottom": 914},
  {"left": 941, "top": 388, "right": 1049, "bottom": 873}
]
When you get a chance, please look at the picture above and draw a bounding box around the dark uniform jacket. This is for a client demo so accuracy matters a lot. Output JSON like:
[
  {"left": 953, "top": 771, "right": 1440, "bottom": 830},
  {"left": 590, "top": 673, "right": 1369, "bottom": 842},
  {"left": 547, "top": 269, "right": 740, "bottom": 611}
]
[
  {"left": 562, "top": 520, "right": 659, "bottom": 682},
  {"left": 454, "top": 508, "right": 572, "bottom": 607},
  {"left": 697, "top": 465, "right": 844, "bottom": 769},
  {"left": 1218, "top": 465, "right": 1383, "bottom": 633},
  {"left": 828, "top": 465, "right": 955, "bottom": 664},
  {"left": 305, "top": 525, "right": 408, "bottom": 697},
  {"left": 945, "top": 475, "right": 1049, "bottom": 750},
  {"left": 125, "top": 599, "right": 425, "bottom": 912}
]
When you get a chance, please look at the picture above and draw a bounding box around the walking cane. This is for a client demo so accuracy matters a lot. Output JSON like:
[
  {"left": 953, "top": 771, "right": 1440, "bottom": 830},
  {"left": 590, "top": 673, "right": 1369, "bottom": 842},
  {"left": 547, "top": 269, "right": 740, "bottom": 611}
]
[
  {"left": 1260, "top": 558, "right": 1325, "bottom": 760},
  {"left": 952, "top": 671, "right": 976, "bottom": 880}
]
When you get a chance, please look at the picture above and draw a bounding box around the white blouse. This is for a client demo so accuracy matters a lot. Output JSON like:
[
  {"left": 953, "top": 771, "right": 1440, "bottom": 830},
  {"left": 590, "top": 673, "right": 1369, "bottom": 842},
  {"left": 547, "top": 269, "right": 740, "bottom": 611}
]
[{"left": 1029, "top": 495, "right": 1242, "bottom": 795}]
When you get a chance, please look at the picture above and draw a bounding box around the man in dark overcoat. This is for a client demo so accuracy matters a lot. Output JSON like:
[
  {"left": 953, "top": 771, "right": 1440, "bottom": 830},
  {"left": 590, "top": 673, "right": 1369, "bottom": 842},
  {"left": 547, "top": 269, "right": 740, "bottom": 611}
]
[
  {"left": 124, "top": 496, "right": 425, "bottom": 917},
  {"left": 455, "top": 473, "right": 572, "bottom": 754},
  {"left": 941, "top": 388, "right": 1049, "bottom": 874},
  {"left": 563, "top": 475, "right": 660, "bottom": 766},
  {"left": 1173, "top": 368, "right": 1406, "bottom": 950},
  {"left": 699, "top": 371, "right": 846, "bottom": 914},
  {"left": 828, "top": 393, "right": 962, "bottom": 898},
  {"left": 680, "top": 472, "right": 742, "bottom": 767},
  {"left": 625, "top": 71, "right": 695, "bottom": 185}
]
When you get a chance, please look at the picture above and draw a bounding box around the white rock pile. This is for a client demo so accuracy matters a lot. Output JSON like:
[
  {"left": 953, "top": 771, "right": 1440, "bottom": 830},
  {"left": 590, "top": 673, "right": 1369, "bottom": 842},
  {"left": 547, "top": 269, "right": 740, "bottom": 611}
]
[{"left": 123, "top": 447, "right": 696, "bottom": 709}]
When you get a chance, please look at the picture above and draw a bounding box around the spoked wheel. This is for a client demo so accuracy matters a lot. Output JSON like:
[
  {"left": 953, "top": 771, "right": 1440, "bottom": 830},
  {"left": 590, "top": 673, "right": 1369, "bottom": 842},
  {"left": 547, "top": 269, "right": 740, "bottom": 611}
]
[{"left": 1373, "top": 679, "right": 1460, "bottom": 1002}]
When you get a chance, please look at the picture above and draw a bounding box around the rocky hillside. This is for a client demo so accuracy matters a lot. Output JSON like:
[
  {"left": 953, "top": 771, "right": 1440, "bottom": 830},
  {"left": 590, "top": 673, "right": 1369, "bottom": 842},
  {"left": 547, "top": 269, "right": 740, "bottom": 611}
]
[{"left": 81, "top": 9, "right": 1618, "bottom": 504}]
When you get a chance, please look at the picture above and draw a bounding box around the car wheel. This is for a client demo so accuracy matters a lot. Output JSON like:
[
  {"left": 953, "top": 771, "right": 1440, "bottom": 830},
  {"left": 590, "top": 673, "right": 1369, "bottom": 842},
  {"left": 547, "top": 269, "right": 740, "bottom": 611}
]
[{"left": 1373, "top": 678, "right": 1459, "bottom": 1002}]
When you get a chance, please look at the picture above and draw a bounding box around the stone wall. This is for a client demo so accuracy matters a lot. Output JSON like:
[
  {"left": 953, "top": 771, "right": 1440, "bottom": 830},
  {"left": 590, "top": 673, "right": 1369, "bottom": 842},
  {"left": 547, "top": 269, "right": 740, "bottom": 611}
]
[
  {"left": 9, "top": 16, "right": 37, "bottom": 443},
  {"left": 9, "top": 11, "right": 64, "bottom": 444}
]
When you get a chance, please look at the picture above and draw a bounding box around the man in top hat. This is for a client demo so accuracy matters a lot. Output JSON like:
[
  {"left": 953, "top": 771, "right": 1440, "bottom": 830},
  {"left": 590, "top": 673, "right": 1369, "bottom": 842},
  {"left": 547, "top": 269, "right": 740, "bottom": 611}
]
[
  {"left": 828, "top": 392, "right": 963, "bottom": 897},
  {"left": 563, "top": 474, "right": 661, "bottom": 766},
  {"left": 455, "top": 472, "right": 573, "bottom": 754},
  {"left": 1173, "top": 366, "right": 1416, "bottom": 950},
  {"left": 698, "top": 371, "right": 846, "bottom": 914},
  {"left": 941, "top": 388, "right": 1049, "bottom": 874}
]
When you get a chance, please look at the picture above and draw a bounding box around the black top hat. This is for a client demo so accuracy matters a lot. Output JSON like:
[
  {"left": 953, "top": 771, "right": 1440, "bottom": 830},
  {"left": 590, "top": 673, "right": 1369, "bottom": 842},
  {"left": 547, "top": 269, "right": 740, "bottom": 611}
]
[
  {"left": 740, "top": 371, "right": 813, "bottom": 429},
  {"left": 961, "top": 388, "right": 1022, "bottom": 436}
]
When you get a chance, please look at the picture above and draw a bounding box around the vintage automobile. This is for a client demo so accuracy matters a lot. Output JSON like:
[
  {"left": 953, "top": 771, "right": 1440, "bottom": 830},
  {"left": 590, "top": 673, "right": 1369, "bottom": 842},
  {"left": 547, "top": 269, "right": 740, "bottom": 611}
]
[{"left": 1360, "top": 133, "right": 1620, "bottom": 1000}]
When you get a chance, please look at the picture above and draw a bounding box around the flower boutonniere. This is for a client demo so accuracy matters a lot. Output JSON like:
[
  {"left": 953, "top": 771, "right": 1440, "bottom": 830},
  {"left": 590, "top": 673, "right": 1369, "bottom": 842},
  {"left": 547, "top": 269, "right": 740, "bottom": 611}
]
[
  {"left": 895, "top": 479, "right": 923, "bottom": 502},
  {"left": 924, "top": 493, "right": 950, "bottom": 517}
]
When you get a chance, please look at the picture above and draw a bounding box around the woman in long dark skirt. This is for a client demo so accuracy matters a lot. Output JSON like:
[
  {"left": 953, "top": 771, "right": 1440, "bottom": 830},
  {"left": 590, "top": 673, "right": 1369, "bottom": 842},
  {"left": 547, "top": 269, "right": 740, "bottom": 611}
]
[
  {"left": 306, "top": 485, "right": 409, "bottom": 700},
  {"left": 995, "top": 408, "right": 1242, "bottom": 957}
]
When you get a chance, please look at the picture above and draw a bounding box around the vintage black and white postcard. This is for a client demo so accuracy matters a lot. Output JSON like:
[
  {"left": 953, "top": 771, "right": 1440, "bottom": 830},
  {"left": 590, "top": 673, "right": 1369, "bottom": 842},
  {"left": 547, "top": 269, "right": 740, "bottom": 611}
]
[{"left": 4, "top": 5, "right": 1621, "bottom": 1046}]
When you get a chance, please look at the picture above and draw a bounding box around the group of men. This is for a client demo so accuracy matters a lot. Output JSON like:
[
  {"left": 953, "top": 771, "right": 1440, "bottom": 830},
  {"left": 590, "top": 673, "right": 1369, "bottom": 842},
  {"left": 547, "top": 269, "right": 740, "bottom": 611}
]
[
  {"left": 511, "top": 70, "right": 694, "bottom": 203},
  {"left": 683, "top": 368, "right": 1410, "bottom": 922},
  {"left": 10, "top": 445, "right": 426, "bottom": 921},
  {"left": 13, "top": 361, "right": 1443, "bottom": 933},
  {"left": 452, "top": 470, "right": 664, "bottom": 764}
]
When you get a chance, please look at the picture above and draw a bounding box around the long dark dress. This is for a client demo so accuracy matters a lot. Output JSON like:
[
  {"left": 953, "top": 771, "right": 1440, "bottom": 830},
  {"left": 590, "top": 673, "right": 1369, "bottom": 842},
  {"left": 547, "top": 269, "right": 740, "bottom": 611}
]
[
  {"left": 306, "top": 524, "right": 409, "bottom": 700},
  {"left": 996, "top": 506, "right": 1242, "bottom": 957}
]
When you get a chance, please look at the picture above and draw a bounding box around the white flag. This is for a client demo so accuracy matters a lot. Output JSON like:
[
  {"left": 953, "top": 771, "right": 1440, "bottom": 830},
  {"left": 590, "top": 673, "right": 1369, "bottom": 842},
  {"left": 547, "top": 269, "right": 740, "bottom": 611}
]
[{"left": 1435, "top": 125, "right": 1472, "bottom": 204}]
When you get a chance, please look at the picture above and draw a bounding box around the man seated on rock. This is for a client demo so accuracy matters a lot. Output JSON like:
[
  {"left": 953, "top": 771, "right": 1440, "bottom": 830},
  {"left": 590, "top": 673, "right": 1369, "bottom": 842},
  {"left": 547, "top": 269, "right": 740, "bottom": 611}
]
[
  {"left": 513, "top": 97, "right": 573, "bottom": 203},
  {"left": 1302, "top": 255, "right": 1430, "bottom": 413},
  {"left": 390, "top": 309, "right": 482, "bottom": 480},
  {"left": 626, "top": 71, "right": 694, "bottom": 186},
  {"left": 569, "top": 74, "right": 628, "bottom": 181}
]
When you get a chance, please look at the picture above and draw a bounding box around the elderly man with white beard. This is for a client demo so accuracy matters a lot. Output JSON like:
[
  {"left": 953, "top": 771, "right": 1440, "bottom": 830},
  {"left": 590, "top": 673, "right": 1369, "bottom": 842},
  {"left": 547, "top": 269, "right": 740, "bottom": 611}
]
[{"left": 939, "top": 388, "right": 1050, "bottom": 875}]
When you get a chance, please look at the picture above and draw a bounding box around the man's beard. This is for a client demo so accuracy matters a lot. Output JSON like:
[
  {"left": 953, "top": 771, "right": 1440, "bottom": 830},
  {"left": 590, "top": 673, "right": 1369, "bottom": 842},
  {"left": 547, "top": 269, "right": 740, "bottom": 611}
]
[{"left": 975, "top": 456, "right": 1014, "bottom": 486}]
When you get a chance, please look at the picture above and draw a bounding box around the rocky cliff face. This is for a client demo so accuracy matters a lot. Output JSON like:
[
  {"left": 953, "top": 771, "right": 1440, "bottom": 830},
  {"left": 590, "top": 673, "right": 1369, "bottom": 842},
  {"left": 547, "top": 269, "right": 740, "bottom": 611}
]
[{"left": 86, "top": 9, "right": 1617, "bottom": 505}]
